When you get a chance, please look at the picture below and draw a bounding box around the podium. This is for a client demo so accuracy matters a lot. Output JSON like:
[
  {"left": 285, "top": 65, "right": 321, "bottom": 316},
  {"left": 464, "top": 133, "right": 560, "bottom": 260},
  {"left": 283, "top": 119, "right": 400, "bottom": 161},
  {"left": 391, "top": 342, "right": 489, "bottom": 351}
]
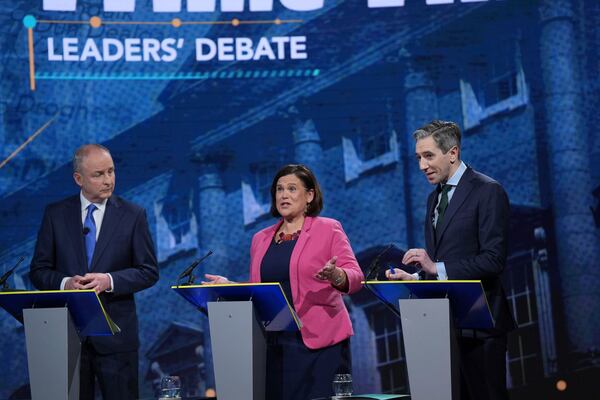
[
  {"left": 365, "top": 281, "right": 494, "bottom": 400},
  {"left": 0, "top": 290, "right": 119, "bottom": 400},
  {"left": 173, "top": 283, "right": 299, "bottom": 400}
]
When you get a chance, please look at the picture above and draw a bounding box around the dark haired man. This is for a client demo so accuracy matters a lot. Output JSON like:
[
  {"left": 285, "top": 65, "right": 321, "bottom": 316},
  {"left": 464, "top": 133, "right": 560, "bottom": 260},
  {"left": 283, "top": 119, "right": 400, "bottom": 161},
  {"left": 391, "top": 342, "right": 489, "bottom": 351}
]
[
  {"left": 30, "top": 144, "right": 159, "bottom": 400},
  {"left": 388, "top": 120, "right": 515, "bottom": 400}
]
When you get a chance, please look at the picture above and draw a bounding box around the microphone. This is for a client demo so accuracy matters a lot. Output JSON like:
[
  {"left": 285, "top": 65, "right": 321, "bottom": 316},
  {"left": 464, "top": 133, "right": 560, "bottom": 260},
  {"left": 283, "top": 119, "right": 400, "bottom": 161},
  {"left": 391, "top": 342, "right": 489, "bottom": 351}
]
[
  {"left": 83, "top": 227, "right": 90, "bottom": 235},
  {"left": 365, "top": 243, "right": 394, "bottom": 281},
  {"left": 0, "top": 256, "right": 25, "bottom": 290},
  {"left": 178, "top": 250, "right": 213, "bottom": 285}
]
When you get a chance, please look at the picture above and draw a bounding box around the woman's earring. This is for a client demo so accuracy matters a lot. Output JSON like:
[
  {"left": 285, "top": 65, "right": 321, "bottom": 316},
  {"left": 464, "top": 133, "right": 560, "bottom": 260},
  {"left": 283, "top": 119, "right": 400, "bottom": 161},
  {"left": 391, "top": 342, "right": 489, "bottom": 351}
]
[{"left": 304, "top": 202, "right": 309, "bottom": 216}]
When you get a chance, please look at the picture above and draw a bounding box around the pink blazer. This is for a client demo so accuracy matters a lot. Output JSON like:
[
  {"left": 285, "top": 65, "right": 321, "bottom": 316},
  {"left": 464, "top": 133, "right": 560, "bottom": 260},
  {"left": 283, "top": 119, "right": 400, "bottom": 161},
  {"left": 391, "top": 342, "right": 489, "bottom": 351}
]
[{"left": 249, "top": 216, "right": 364, "bottom": 350}]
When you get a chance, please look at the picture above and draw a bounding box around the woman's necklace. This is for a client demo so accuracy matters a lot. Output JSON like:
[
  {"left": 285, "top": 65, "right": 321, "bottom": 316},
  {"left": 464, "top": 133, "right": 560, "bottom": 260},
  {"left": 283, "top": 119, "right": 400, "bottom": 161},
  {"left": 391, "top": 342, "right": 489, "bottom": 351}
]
[{"left": 275, "top": 229, "right": 302, "bottom": 244}]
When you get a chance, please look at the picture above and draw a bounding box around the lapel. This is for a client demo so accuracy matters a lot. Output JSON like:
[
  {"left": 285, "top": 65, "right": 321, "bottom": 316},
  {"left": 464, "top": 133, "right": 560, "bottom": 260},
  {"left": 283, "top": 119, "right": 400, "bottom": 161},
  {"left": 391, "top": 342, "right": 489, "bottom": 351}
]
[
  {"left": 66, "top": 196, "right": 87, "bottom": 274},
  {"left": 288, "top": 216, "right": 313, "bottom": 298},
  {"left": 434, "top": 167, "right": 476, "bottom": 249},
  {"left": 253, "top": 221, "right": 281, "bottom": 281},
  {"left": 289, "top": 217, "right": 312, "bottom": 268},
  {"left": 90, "top": 196, "right": 124, "bottom": 271},
  {"left": 425, "top": 190, "right": 437, "bottom": 253}
]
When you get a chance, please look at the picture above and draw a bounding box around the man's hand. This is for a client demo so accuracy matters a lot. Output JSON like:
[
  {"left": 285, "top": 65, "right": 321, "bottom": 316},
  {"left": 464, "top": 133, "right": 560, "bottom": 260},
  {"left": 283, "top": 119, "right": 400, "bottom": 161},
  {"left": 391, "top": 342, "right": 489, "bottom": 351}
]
[
  {"left": 64, "top": 275, "right": 87, "bottom": 290},
  {"left": 80, "top": 273, "right": 112, "bottom": 293},
  {"left": 402, "top": 248, "right": 437, "bottom": 275},
  {"left": 385, "top": 268, "right": 417, "bottom": 280}
]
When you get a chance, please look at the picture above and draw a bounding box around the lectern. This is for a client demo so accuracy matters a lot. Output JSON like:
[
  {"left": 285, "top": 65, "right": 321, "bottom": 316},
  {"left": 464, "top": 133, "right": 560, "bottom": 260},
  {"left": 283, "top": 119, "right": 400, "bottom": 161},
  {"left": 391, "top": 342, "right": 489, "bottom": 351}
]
[
  {"left": 173, "top": 283, "right": 299, "bottom": 400},
  {"left": 0, "top": 290, "right": 119, "bottom": 400},
  {"left": 365, "top": 280, "right": 494, "bottom": 400}
]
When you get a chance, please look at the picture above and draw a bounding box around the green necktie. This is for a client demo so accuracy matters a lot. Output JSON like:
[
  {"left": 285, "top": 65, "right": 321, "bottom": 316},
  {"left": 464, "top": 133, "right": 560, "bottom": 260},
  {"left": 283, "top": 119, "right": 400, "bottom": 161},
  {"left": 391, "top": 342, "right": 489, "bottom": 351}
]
[{"left": 436, "top": 184, "right": 452, "bottom": 229}]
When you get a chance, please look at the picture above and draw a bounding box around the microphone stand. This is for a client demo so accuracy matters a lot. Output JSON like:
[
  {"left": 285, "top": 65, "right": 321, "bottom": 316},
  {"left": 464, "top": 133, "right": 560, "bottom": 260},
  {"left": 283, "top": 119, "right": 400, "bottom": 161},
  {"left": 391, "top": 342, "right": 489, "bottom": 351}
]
[
  {"left": 0, "top": 256, "right": 25, "bottom": 291},
  {"left": 365, "top": 243, "right": 393, "bottom": 281},
  {"left": 177, "top": 250, "right": 214, "bottom": 286},
  {"left": 363, "top": 244, "right": 402, "bottom": 318},
  {"left": 175, "top": 251, "right": 214, "bottom": 316}
]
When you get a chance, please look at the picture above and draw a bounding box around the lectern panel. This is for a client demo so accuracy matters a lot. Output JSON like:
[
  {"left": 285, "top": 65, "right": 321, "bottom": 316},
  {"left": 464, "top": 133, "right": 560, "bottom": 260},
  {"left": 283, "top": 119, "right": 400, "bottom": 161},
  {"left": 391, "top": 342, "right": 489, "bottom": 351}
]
[{"left": 364, "top": 280, "right": 494, "bottom": 329}]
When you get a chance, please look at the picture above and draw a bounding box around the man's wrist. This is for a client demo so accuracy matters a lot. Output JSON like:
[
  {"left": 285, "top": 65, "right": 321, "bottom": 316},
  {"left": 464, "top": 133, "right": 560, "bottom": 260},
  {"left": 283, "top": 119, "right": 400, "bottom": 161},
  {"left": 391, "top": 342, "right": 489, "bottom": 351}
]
[
  {"left": 435, "top": 262, "right": 448, "bottom": 280},
  {"left": 105, "top": 273, "right": 114, "bottom": 292},
  {"left": 60, "top": 276, "right": 70, "bottom": 290}
]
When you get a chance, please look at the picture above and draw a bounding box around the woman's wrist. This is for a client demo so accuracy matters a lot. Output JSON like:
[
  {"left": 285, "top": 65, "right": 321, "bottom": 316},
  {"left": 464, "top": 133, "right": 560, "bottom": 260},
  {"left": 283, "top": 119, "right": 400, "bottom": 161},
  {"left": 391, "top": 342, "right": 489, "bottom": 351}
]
[{"left": 332, "top": 268, "right": 347, "bottom": 287}]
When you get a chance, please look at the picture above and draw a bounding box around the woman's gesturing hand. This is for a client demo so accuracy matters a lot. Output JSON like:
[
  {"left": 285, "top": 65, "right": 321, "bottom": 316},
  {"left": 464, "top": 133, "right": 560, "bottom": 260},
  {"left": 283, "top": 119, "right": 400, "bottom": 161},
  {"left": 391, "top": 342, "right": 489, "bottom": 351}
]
[
  {"left": 316, "top": 256, "right": 348, "bottom": 289},
  {"left": 201, "top": 274, "right": 231, "bottom": 285}
]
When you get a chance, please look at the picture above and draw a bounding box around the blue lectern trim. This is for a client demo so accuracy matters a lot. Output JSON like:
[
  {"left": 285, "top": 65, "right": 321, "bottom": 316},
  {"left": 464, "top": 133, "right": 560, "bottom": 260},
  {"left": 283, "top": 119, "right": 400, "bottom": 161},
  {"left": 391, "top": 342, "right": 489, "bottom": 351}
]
[
  {"left": 0, "top": 290, "right": 118, "bottom": 336},
  {"left": 171, "top": 283, "right": 301, "bottom": 331},
  {"left": 363, "top": 280, "right": 494, "bottom": 329}
]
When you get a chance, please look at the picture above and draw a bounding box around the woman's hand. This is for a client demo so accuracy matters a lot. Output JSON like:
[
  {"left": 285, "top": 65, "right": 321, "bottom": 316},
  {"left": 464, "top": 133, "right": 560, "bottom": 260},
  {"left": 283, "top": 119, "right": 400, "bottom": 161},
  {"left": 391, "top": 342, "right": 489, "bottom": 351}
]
[
  {"left": 315, "top": 256, "right": 348, "bottom": 289},
  {"left": 201, "top": 273, "right": 231, "bottom": 285},
  {"left": 315, "top": 256, "right": 337, "bottom": 281}
]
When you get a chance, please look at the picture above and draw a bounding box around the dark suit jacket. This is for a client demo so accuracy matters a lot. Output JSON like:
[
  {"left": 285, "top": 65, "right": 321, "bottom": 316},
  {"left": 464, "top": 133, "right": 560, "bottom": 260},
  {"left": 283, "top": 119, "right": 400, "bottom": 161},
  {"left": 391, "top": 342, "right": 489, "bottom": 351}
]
[
  {"left": 30, "top": 194, "right": 159, "bottom": 354},
  {"left": 425, "top": 167, "right": 515, "bottom": 333}
]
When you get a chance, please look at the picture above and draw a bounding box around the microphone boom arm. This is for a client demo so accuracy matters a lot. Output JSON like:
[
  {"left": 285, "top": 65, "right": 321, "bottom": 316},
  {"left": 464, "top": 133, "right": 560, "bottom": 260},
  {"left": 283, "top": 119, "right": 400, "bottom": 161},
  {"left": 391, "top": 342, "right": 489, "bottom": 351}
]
[
  {"left": 0, "top": 256, "right": 25, "bottom": 290},
  {"left": 365, "top": 243, "right": 394, "bottom": 281},
  {"left": 178, "top": 250, "right": 214, "bottom": 286}
]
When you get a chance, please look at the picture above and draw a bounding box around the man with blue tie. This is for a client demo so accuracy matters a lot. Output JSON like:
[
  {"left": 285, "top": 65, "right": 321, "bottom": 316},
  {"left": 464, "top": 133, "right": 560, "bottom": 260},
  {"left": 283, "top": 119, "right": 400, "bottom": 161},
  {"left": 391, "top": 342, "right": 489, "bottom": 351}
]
[
  {"left": 30, "top": 144, "right": 159, "bottom": 399},
  {"left": 387, "top": 121, "right": 515, "bottom": 400}
]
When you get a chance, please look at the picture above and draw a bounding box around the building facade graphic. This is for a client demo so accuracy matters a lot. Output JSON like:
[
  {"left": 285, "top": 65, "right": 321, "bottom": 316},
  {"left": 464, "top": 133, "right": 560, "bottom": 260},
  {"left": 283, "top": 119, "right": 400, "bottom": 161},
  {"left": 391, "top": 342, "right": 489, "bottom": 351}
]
[{"left": 1, "top": 0, "right": 599, "bottom": 398}]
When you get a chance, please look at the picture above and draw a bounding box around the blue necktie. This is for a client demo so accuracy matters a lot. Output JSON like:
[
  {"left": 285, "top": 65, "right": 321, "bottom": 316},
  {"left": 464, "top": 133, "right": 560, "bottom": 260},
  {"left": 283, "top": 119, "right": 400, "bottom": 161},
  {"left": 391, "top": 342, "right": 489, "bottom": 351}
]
[{"left": 84, "top": 204, "right": 97, "bottom": 269}]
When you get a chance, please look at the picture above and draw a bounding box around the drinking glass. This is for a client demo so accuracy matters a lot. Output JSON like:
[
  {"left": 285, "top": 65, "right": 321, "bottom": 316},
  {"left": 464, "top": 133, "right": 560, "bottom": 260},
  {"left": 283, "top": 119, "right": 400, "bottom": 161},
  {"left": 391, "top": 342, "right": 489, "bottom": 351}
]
[
  {"left": 159, "top": 375, "right": 181, "bottom": 399},
  {"left": 332, "top": 373, "right": 353, "bottom": 397}
]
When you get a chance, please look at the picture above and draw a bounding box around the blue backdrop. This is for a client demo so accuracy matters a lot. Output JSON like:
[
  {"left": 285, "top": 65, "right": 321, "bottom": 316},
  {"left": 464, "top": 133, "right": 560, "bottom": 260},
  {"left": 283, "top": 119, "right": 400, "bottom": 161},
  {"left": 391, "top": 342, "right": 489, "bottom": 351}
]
[{"left": 1, "top": 0, "right": 599, "bottom": 398}]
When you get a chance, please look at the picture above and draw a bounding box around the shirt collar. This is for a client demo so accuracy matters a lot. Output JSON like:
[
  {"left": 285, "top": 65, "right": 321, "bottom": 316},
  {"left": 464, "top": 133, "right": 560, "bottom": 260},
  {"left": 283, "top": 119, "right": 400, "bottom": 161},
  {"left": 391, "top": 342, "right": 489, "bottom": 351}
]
[
  {"left": 445, "top": 161, "right": 467, "bottom": 187},
  {"left": 80, "top": 192, "right": 108, "bottom": 213}
]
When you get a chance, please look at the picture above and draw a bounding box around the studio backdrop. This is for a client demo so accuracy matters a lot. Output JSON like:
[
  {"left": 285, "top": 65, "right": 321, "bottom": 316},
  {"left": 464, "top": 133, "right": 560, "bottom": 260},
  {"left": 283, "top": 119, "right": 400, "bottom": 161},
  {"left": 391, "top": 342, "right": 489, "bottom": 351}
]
[{"left": 1, "top": 0, "right": 599, "bottom": 398}]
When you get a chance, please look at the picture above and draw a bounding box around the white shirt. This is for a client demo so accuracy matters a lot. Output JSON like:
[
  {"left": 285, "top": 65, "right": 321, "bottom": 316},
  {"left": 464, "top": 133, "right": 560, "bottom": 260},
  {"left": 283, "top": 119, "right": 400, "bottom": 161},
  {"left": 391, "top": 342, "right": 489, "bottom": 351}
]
[
  {"left": 79, "top": 193, "right": 108, "bottom": 240},
  {"left": 60, "top": 193, "right": 114, "bottom": 291},
  {"left": 433, "top": 161, "right": 467, "bottom": 280}
]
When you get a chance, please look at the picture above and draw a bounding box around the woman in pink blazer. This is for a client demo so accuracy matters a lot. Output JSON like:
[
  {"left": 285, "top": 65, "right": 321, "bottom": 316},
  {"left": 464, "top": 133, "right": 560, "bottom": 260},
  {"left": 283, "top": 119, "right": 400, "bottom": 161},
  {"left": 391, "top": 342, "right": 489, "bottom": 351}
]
[{"left": 205, "top": 164, "right": 363, "bottom": 400}]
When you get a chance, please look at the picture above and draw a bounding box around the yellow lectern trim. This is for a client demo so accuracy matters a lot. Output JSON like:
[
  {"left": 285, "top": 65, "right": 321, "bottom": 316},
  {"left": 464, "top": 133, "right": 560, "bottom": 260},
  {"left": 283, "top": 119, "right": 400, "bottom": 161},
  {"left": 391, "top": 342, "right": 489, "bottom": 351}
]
[
  {"left": 0, "top": 289, "right": 96, "bottom": 295},
  {"left": 171, "top": 282, "right": 282, "bottom": 289},
  {"left": 92, "top": 292, "right": 121, "bottom": 335}
]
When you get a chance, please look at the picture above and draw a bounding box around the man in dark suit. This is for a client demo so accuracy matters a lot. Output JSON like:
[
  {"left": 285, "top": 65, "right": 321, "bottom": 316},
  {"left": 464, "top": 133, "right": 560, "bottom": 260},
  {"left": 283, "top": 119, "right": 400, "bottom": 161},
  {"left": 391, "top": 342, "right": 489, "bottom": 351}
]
[
  {"left": 387, "top": 120, "right": 515, "bottom": 400},
  {"left": 30, "top": 144, "right": 159, "bottom": 400}
]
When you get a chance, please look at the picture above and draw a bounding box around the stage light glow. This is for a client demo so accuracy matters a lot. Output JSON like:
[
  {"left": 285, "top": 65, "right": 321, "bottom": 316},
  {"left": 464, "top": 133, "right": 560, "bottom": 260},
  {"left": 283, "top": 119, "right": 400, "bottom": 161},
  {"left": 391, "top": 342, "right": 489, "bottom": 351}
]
[{"left": 556, "top": 379, "right": 567, "bottom": 391}]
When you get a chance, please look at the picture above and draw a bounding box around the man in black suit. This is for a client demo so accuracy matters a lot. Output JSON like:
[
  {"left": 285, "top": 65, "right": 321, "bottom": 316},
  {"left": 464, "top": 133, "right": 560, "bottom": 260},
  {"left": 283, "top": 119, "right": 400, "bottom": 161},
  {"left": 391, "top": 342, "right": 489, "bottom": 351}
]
[
  {"left": 387, "top": 120, "right": 515, "bottom": 400},
  {"left": 30, "top": 144, "right": 159, "bottom": 400}
]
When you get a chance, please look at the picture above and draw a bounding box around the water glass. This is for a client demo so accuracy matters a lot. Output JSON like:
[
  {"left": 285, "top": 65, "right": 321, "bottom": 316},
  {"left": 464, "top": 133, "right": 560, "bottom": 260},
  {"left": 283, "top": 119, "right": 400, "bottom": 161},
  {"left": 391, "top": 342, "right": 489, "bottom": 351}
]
[
  {"left": 159, "top": 375, "right": 181, "bottom": 399},
  {"left": 332, "top": 373, "right": 353, "bottom": 397}
]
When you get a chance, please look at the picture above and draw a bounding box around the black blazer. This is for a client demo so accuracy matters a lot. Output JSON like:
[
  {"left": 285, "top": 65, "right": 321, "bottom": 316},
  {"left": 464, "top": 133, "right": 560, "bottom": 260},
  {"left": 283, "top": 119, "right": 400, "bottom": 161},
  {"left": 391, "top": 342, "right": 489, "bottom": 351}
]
[
  {"left": 30, "top": 194, "right": 159, "bottom": 354},
  {"left": 425, "top": 167, "right": 516, "bottom": 333}
]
